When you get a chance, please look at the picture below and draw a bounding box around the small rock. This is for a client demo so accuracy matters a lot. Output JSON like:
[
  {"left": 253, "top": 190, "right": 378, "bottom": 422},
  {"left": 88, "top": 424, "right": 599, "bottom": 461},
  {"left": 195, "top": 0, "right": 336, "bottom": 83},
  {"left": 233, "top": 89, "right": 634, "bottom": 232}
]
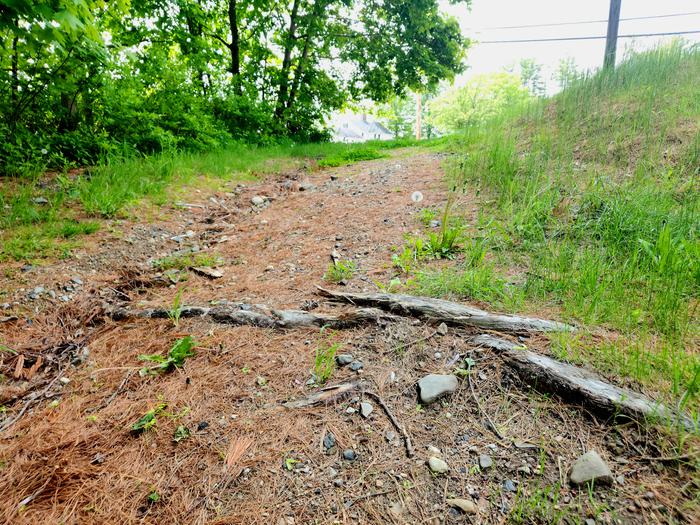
[
  {"left": 446, "top": 498, "right": 477, "bottom": 514},
  {"left": 197, "top": 421, "right": 209, "bottom": 431},
  {"left": 375, "top": 479, "right": 384, "bottom": 488},
  {"left": 71, "top": 277, "right": 83, "bottom": 285},
  {"left": 433, "top": 352, "right": 442, "bottom": 359},
  {"left": 569, "top": 450, "right": 613, "bottom": 486},
  {"left": 479, "top": 455, "right": 493, "bottom": 469},
  {"left": 336, "top": 354, "right": 354, "bottom": 366},
  {"left": 388, "top": 502, "right": 406, "bottom": 517},
  {"left": 517, "top": 465, "right": 531, "bottom": 475},
  {"left": 59, "top": 295, "right": 70, "bottom": 302},
  {"left": 345, "top": 407, "right": 356, "bottom": 415},
  {"left": 503, "top": 479, "right": 516, "bottom": 492},
  {"left": 360, "top": 402, "right": 374, "bottom": 418},
  {"left": 32, "top": 196, "right": 49, "bottom": 204},
  {"left": 333, "top": 478, "right": 344, "bottom": 487},
  {"left": 192, "top": 267, "right": 223, "bottom": 279},
  {"left": 298, "top": 181, "right": 315, "bottom": 191},
  {"left": 323, "top": 432, "right": 336, "bottom": 450},
  {"left": 436, "top": 322, "right": 448, "bottom": 336},
  {"left": 418, "top": 374, "right": 458, "bottom": 404},
  {"left": 342, "top": 449, "right": 357, "bottom": 461},
  {"left": 349, "top": 360, "right": 363, "bottom": 371},
  {"left": 385, "top": 430, "right": 397, "bottom": 442},
  {"left": 429, "top": 220, "right": 441, "bottom": 228},
  {"left": 585, "top": 520, "right": 595, "bottom": 525},
  {"left": 90, "top": 453, "right": 106, "bottom": 465},
  {"left": 330, "top": 174, "right": 338, "bottom": 181},
  {"left": 428, "top": 457, "right": 449, "bottom": 474},
  {"left": 615, "top": 475, "right": 625, "bottom": 485},
  {"left": 59, "top": 377, "right": 71, "bottom": 385},
  {"left": 327, "top": 467, "right": 338, "bottom": 478},
  {"left": 251, "top": 195, "right": 266, "bottom": 206},
  {"left": 427, "top": 445, "right": 441, "bottom": 455}
]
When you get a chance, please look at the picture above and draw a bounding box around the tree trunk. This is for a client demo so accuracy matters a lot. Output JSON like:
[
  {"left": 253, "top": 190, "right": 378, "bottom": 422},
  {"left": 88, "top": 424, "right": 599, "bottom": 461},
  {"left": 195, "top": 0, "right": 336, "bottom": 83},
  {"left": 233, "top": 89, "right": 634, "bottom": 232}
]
[
  {"left": 228, "top": 0, "right": 241, "bottom": 92},
  {"left": 275, "top": 0, "right": 301, "bottom": 118},
  {"left": 11, "top": 32, "right": 18, "bottom": 104},
  {"left": 286, "top": 0, "right": 322, "bottom": 114}
]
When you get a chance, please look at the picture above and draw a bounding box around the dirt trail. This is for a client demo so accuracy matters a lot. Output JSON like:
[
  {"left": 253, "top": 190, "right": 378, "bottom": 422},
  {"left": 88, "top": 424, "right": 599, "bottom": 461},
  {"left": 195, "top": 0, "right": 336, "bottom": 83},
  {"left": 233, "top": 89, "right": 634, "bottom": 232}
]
[{"left": 0, "top": 151, "right": 693, "bottom": 524}]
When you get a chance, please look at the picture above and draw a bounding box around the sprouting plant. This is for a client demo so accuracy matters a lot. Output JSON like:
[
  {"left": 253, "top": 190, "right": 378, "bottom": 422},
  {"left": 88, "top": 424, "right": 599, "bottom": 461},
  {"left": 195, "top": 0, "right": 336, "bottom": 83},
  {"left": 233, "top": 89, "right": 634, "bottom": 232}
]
[
  {"left": 313, "top": 330, "right": 341, "bottom": 384},
  {"left": 284, "top": 457, "right": 300, "bottom": 470},
  {"left": 173, "top": 425, "right": 191, "bottom": 443},
  {"left": 418, "top": 207, "right": 439, "bottom": 226},
  {"left": 131, "top": 403, "right": 168, "bottom": 433},
  {"left": 167, "top": 288, "right": 185, "bottom": 327},
  {"left": 324, "top": 259, "right": 356, "bottom": 283},
  {"left": 138, "top": 336, "right": 196, "bottom": 376},
  {"left": 147, "top": 490, "right": 160, "bottom": 504}
]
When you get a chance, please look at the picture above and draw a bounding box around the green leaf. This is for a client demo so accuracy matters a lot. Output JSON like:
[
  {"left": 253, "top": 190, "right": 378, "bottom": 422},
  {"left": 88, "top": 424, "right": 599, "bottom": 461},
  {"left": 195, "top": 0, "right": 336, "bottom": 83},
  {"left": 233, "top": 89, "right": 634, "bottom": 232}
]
[{"left": 173, "top": 425, "right": 191, "bottom": 443}]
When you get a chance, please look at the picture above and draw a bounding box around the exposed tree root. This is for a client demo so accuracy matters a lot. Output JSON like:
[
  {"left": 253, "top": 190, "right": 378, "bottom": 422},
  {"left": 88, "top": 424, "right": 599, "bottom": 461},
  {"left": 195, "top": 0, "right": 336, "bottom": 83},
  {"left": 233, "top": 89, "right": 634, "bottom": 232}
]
[
  {"left": 316, "top": 287, "right": 575, "bottom": 333},
  {"left": 472, "top": 334, "right": 696, "bottom": 432},
  {"left": 107, "top": 303, "right": 398, "bottom": 329}
]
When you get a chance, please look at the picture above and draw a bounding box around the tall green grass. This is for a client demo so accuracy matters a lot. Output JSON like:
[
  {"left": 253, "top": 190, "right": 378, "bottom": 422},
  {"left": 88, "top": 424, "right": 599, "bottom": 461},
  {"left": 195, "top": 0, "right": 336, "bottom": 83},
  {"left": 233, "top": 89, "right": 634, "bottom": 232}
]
[{"left": 424, "top": 43, "right": 699, "bottom": 407}]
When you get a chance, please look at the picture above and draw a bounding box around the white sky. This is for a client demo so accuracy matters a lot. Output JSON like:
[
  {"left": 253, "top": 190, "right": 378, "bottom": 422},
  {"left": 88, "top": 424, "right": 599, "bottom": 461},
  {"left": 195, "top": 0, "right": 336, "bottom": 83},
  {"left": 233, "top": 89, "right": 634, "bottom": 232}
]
[{"left": 440, "top": 0, "right": 700, "bottom": 90}]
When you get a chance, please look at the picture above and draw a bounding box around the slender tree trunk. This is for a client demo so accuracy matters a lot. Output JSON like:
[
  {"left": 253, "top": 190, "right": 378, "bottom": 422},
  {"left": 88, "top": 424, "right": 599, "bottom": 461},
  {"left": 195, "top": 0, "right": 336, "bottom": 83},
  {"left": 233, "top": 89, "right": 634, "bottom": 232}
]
[
  {"left": 275, "top": 0, "right": 301, "bottom": 117},
  {"left": 228, "top": 0, "right": 241, "bottom": 93},
  {"left": 11, "top": 31, "right": 18, "bottom": 104},
  {"left": 286, "top": 0, "right": 322, "bottom": 114}
]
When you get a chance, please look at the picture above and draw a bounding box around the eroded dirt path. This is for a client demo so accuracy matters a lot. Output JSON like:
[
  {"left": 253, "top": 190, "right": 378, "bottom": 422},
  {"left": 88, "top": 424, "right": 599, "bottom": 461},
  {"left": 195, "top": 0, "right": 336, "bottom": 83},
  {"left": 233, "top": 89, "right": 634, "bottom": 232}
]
[{"left": 0, "top": 151, "right": 692, "bottom": 524}]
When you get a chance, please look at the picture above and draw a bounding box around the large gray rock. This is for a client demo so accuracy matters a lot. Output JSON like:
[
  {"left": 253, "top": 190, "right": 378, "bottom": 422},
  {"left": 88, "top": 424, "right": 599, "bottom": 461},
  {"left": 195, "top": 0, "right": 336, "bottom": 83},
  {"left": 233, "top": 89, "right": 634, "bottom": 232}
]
[
  {"left": 569, "top": 450, "right": 613, "bottom": 486},
  {"left": 418, "top": 374, "right": 458, "bottom": 404}
]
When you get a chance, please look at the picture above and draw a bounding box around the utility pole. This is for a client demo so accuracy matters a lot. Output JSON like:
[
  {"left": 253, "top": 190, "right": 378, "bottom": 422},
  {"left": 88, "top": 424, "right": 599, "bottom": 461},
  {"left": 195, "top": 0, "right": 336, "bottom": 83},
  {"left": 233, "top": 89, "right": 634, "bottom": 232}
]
[
  {"left": 604, "top": 0, "right": 622, "bottom": 68},
  {"left": 415, "top": 93, "right": 422, "bottom": 141}
]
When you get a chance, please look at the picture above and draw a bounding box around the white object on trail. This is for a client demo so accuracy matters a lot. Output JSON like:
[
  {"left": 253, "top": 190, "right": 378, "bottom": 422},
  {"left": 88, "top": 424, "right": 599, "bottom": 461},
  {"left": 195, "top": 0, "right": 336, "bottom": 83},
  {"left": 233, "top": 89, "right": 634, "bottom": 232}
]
[{"left": 411, "top": 191, "right": 423, "bottom": 203}]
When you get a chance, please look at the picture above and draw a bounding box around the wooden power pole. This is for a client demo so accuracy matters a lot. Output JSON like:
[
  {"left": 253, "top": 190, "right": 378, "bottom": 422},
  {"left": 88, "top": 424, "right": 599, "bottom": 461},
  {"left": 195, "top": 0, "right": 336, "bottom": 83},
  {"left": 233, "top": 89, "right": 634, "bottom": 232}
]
[
  {"left": 415, "top": 93, "right": 422, "bottom": 141},
  {"left": 604, "top": 0, "right": 622, "bottom": 68}
]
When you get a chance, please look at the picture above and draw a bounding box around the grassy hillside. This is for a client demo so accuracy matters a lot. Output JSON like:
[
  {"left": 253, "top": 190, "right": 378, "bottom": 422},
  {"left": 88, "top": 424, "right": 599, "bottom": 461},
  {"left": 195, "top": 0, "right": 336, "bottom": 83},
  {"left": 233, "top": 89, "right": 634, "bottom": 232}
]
[{"left": 422, "top": 43, "right": 699, "bottom": 415}]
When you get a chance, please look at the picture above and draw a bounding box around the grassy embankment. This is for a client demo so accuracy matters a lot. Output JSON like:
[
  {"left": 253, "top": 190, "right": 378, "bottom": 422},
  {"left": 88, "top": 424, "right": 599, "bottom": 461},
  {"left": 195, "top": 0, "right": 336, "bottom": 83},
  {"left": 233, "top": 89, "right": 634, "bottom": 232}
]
[
  {"left": 0, "top": 139, "right": 414, "bottom": 262},
  {"left": 407, "top": 44, "right": 699, "bottom": 419}
]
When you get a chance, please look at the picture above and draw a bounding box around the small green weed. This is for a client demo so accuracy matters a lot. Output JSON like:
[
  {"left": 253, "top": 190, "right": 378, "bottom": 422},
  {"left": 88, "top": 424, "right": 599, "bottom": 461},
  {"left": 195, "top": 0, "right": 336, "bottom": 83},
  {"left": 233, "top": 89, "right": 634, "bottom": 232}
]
[
  {"left": 138, "top": 336, "right": 196, "bottom": 375},
  {"left": 324, "top": 260, "right": 356, "bottom": 283},
  {"left": 313, "top": 331, "right": 341, "bottom": 384},
  {"left": 131, "top": 403, "right": 168, "bottom": 433},
  {"left": 167, "top": 289, "right": 185, "bottom": 327},
  {"left": 173, "top": 425, "right": 191, "bottom": 443}
]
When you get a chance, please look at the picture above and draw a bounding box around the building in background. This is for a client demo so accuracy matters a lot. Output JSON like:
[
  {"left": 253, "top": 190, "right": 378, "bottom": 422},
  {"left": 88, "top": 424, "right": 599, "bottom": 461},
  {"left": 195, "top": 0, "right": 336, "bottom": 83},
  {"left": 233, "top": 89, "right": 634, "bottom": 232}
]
[{"left": 331, "top": 112, "right": 394, "bottom": 143}]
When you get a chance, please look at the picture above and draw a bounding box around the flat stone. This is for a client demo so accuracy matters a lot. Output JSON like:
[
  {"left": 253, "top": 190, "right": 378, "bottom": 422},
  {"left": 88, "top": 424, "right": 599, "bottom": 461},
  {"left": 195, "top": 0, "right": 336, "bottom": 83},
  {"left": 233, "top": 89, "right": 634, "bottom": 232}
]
[
  {"left": 436, "top": 322, "right": 448, "bottom": 336},
  {"left": 323, "top": 432, "right": 336, "bottom": 450},
  {"left": 336, "top": 354, "right": 354, "bottom": 366},
  {"left": 446, "top": 498, "right": 477, "bottom": 514},
  {"left": 569, "top": 450, "right": 613, "bottom": 486},
  {"left": 32, "top": 197, "right": 48, "bottom": 204},
  {"left": 192, "top": 267, "right": 223, "bottom": 279},
  {"left": 503, "top": 479, "right": 516, "bottom": 492},
  {"left": 478, "top": 454, "right": 493, "bottom": 469},
  {"left": 251, "top": 195, "right": 266, "bottom": 206},
  {"left": 342, "top": 449, "right": 357, "bottom": 461},
  {"left": 345, "top": 407, "right": 356, "bottom": 414},
  {"left": 418, "top": 374, "right": 458, "bottom": 404},
  {"left": 349, "top": 360, "right": 363, "bottom": 371},
  {"left": 385, "top": 430, "right": 397, "bottom": 442},
  {"left": 360, "top": 402, "right": 374, "bottom": 418},
  {"left": 428, "top": 456, "right": 449, "bottom": 474},
  {"left": 427, "top": 445, "right": 441, "bottom": 455}
]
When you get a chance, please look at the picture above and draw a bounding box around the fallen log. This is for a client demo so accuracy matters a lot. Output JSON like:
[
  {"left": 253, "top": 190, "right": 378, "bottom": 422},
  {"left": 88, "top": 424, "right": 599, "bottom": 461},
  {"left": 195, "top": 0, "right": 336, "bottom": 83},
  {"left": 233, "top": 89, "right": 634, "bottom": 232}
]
[
  {"left": 472, "top": 334, "right": 696, "bottom": 432},
  {"left": 107, "top": 302, "right": 397, "bottom": 329},
  {"left": 282, "top": 382, "right": 360, "bottom": 409},
  {"left": 317, "top": 287, "right": 574, "bottom": 333}
]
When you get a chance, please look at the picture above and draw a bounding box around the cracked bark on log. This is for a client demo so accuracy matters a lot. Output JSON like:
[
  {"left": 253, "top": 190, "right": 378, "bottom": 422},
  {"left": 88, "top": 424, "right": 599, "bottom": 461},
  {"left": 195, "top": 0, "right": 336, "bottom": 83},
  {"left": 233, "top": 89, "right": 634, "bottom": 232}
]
[
  {"left": 107, "top": 303, "right": 397, "bottom": 329},
  {"left": 317, "top": 287, "right": 575, "bottom": 333},
  {"left": 472, "top": 334, "right": 695, "bottom": 432}
]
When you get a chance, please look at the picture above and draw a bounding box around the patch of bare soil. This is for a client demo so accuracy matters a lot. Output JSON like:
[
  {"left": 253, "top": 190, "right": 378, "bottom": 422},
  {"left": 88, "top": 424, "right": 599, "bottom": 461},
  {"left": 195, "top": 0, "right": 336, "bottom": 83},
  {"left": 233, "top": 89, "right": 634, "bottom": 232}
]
[{"left": 0, "top": 151, "right": 696, "bottom": 524}]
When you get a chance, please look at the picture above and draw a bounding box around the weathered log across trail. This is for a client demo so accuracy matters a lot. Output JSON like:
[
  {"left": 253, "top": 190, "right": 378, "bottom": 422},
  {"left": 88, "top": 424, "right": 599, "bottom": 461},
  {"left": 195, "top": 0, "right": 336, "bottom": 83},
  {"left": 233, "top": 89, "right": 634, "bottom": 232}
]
[
  {"left": 316, "top": 287, "right": 576, "bottom": 333},
  {"left": 106, "top": 290, "right": 694, "bottom": 432},
  {"left": 471, "top": 335, "right": 695, "bottom": 432},
  {"left": 108, "top": 303, "right": 397, "bottom": 329}
]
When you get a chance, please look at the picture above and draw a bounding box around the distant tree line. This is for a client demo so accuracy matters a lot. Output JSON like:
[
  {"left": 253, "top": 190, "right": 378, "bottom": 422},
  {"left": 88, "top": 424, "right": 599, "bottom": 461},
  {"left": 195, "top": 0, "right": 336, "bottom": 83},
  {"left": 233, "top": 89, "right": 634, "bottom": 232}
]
[{"left": 0, "top": 0, "right": 469, "bottom": 176}]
